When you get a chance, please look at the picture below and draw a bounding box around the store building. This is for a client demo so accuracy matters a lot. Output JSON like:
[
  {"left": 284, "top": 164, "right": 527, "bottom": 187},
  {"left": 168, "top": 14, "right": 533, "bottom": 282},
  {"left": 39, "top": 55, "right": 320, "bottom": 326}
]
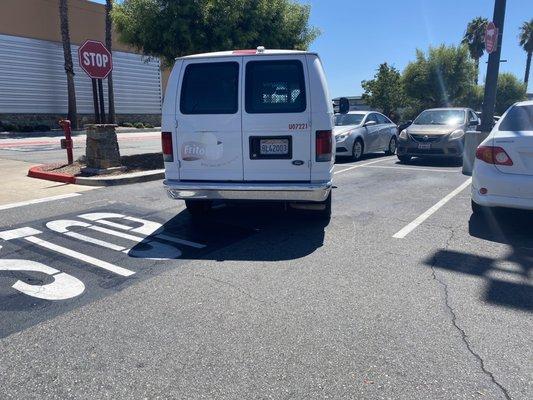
[{"left": 0, "top": 0, "right": 166, "bottom": 128}]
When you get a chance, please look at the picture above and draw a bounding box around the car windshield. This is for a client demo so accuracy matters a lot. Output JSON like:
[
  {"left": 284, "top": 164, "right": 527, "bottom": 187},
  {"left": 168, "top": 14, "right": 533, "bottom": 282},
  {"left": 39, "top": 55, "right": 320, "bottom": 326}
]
[
  {"left": 335, "top": 114, "right": 364, "bottom": 126},
  {"left": 498, "top": 105, "right": 533, "bottom": 131},
  {"left": 413, "top": 110, "right": 465, "bottom": 125}
]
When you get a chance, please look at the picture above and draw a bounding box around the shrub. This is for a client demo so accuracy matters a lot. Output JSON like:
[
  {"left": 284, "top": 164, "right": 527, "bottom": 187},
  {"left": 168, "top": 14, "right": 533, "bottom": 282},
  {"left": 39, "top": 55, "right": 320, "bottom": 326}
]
[
  {"left": 133, "top": 122, "right": 145, "bottom": 129},
  {"left": 18, "top": 125, "right": 34, "bottom": 132},
  {"left": 34, "top": 124, "right": 51, "bottom": 132},
  {"left": 3, "top": 123, "right": 17, "bottom": 132},
  {"left": 121, "top": 122, "right": 134, "bottom": 127},
  {"left": 144, "top": 123, "right": 154, "bottom": 128}
]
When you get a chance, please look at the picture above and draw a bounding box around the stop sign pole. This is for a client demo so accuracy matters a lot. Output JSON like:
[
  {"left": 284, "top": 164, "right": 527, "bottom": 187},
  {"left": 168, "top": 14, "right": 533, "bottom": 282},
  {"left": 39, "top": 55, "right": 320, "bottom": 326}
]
[
  {"left": 480, "top": 0, "right": 506, "bottom": 133},
  {"left": 78, "top": 40, "right": 113, "bottom": 124}
]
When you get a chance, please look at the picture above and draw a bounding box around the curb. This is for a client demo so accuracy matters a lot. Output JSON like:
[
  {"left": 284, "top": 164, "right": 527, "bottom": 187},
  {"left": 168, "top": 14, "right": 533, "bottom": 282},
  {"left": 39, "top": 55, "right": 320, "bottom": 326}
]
[
  {"left": 75, "top": 169, "right": 165, "bottom": 186},
  {"left": 28, "top": 165, "right": 164, "bottom": 186},
  {"left": 28, "top": 165, "right": 77, "bottom": 184}
]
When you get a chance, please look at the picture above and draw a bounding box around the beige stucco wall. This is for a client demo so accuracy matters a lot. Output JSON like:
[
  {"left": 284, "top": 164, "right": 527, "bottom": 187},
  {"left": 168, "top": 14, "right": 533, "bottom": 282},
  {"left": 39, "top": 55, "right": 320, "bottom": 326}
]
[
  {"left": 0, "top": 0, "right": 130, "bottom": 51},
  {"left": 0, "top": 0, "right": 171, "bottom": 89}
]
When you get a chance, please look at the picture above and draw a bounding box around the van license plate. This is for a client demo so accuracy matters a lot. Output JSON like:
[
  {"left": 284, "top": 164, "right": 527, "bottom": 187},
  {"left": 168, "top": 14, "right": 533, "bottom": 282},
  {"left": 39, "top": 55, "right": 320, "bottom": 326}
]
[
  {"left": 260, "top": 139, "right": 289, "bottom": 155},
  {"left": 418, "top": 143, "right": 431, "bottom": 150}
]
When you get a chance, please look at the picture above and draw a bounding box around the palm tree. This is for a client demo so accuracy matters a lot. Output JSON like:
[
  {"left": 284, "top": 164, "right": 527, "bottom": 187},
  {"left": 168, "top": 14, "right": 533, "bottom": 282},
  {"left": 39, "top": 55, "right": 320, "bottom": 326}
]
[
  {"left": 462, "top": 17, "right": 488, "bottom": 85},
  {"left": 105, "top": 0, "right": 116, "bottom": 124},
  {"left": 519, "top": 19, "right": 533, "bottom": 85},
  {"left": 59, "top": 0, "right": 78, "bottom": 129}
]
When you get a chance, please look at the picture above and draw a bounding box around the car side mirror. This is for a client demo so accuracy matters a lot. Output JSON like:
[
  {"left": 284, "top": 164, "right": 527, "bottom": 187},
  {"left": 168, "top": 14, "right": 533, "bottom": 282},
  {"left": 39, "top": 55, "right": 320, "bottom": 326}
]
[{"left": 364, "top": 120, "right": 377, "bottom": 127}]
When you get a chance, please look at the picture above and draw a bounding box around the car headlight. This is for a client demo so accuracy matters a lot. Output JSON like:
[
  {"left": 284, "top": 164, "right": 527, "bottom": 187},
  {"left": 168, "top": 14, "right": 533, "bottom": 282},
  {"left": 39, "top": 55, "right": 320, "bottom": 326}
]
[
  {"left": 449, "top": 129, "right": 465, "bottom": 140},
  {"left": 399, "top": 130, "right": 408, "bottom": 140},
  {"left": 335, "top": 134, "right": 348, "bottom": 142}
]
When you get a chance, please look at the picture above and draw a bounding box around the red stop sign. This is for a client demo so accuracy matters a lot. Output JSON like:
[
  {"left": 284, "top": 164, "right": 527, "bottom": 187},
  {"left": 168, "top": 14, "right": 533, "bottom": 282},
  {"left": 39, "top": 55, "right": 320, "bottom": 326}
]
[
  {"left": 485, "top": 22, "right": 499, "bottom": 54},
  {"left": 78, "top": 40, "right": 113, "bottom": 79}
]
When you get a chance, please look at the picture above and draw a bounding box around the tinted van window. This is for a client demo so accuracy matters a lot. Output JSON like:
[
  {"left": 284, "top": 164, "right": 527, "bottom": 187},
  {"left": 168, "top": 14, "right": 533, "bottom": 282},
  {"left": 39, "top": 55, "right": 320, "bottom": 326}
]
[
  {"left": 245, "top": 60, "right": 306, "bottom": 114},
  {"left": 180, "top": 62, "right": 239, "bottom": 114}
]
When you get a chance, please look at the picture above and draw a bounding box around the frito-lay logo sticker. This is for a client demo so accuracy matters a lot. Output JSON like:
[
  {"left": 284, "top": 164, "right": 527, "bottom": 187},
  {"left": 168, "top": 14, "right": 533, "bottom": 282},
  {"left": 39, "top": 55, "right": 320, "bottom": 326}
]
[{"left": 181, "top": 133, "right": 223, "bottom": 161}]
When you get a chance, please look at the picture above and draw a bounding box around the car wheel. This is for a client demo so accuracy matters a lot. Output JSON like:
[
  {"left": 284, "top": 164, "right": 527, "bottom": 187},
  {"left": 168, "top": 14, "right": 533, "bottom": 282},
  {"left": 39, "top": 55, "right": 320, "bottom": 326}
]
[
  {"left": 351, "top": 139, "right": 364, "bottom": 161},
  {"left": 385, "top": 136, "right": 397, "bottom": 155},
  {"left": 185, "top": 200, "right": 212, "bottom": 217},
  {"left": 397, "top": 155, "right": 411, "bottom": 164}
]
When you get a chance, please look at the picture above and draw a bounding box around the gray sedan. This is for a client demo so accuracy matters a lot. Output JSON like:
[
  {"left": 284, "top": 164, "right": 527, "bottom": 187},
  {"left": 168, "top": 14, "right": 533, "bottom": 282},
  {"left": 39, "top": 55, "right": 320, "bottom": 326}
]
[
  {"left": 334, "top": 111, "right": 398, "bottom": 161},
  {"left": 397, "top": 107, "right": 480, "bottom": 163}
]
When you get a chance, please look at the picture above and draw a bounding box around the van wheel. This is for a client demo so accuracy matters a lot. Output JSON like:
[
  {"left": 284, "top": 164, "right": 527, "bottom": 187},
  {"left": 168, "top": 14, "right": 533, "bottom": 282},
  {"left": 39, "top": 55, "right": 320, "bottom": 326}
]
[
  {"left": 385, "top": 136, "right": 397, "bottom": 155},
  {"left": 471, "top": 200, "right": 488, "bottom": 216},
  {"left": 351, "top": 139, "right": 364, "bottom": 161},
  {"left": 319, "top": 192, "right": 332, "bottom": 219},
  {"left": 185, "top": 200, "right": 212, "bottom": 217},
  {"left": 397, "top": 155, "right": 411, "bottom": 164}
]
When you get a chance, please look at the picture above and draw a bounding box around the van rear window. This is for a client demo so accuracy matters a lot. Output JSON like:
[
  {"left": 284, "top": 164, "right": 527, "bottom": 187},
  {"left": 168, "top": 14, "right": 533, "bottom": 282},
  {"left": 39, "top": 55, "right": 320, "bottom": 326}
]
[
  {"left": 180, "top": 62, "right": 239, "bottom": 114},
  {"left": 245, "top": 60, "right": 306, "bottom": 114}
]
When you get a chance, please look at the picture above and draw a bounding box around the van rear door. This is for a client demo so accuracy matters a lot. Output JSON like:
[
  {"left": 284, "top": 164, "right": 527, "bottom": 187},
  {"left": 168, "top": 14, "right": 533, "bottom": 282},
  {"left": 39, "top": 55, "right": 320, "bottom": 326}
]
[
  {"left": 241, "top": 56, "right": 311, "bottom": 181},
  {"left": 176, "top": 58, "right": 243, "bottom": 181}
]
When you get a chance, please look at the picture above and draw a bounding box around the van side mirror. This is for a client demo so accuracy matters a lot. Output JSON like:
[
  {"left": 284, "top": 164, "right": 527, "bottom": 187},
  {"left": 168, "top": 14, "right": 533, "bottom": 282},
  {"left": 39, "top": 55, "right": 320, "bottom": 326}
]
[{"left": 364, "top": 120, "right": 377, "bottom": 127}]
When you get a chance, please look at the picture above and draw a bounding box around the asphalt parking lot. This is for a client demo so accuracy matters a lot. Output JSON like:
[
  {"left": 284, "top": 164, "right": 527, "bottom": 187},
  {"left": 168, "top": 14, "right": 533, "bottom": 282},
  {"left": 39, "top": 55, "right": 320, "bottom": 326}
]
[{"left": 0, "top": 153, "right": 531, "bottom": 399}]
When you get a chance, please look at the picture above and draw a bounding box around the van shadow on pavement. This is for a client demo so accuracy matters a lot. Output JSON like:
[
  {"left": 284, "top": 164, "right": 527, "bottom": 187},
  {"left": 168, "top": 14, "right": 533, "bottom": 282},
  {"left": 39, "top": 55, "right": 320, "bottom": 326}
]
[
  {"left": 129, "top": 203, "right": 327, "bottom": 262},
  {"left": 425, "top": 208, "right": 533, "bottom": 312}
]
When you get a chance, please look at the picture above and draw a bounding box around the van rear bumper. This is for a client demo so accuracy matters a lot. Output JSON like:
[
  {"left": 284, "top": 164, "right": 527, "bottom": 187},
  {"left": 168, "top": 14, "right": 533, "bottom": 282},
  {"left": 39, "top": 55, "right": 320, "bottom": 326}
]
[{"left": 164, "top": 180, "right": 332, "bottom": 202}]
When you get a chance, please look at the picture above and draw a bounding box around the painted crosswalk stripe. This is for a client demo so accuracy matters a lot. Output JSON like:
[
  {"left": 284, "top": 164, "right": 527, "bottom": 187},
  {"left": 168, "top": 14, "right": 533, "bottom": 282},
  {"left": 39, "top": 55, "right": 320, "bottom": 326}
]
[{"left": 24, "top": 236, "right": 135, "bottom": 277}]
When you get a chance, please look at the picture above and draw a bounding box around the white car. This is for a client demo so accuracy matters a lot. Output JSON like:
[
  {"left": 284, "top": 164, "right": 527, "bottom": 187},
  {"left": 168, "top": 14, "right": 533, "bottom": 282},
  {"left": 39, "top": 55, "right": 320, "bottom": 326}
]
[
  {"left": 334, "top": 111, "right": 398, "bottom": 161},
  {"left": 471, "top": 100, "right": 533, "bottom": 213},
  {"left": 161, "top": 47, "right": 334, "bottom": 217}
]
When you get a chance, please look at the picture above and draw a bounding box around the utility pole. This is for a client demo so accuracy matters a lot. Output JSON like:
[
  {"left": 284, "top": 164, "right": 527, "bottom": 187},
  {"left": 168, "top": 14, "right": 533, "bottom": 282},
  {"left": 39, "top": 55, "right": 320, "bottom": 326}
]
[{"left": 480, "top": 0, "right": 506, "bottom": 132}]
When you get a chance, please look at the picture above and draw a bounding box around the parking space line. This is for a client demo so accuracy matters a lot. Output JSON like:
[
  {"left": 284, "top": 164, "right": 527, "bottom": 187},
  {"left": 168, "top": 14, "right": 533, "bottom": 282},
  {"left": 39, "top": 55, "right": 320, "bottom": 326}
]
[
  {"left": 362, "top": 165, "right": 459, "bottom": 173},
  {"left": 0, "top": 193, "right": 81, "bottom": 211},
  {"left": 334, "top": 156, "right": 396, "bottom": 175},
  {"left": 393, "top": 178, "right": 472, "bottom": 239}
]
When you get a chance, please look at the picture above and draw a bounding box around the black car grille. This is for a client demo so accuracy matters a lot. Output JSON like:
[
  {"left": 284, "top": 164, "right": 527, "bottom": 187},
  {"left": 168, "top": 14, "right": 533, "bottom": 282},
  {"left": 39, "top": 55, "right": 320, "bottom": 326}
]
[{"left": 409, "top": 134, "right": 441, "bottom": 143}]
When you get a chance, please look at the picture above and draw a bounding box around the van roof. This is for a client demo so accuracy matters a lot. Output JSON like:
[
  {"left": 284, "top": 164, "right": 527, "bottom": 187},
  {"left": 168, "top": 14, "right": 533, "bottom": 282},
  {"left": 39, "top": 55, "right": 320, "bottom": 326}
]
[{"left": 177, "top": 49, "right": 318, "bottom": 60}]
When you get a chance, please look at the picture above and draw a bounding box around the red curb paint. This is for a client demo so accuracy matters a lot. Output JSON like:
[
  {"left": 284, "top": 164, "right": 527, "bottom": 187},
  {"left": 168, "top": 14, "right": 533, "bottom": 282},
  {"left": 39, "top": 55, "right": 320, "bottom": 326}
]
[{"left": 28, "top": 165, "right": 77, "bottom": 184}]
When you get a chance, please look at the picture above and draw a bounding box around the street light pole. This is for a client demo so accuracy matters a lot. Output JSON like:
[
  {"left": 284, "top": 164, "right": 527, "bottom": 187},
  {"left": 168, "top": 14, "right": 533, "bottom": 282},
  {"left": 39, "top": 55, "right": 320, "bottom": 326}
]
[{"left": 480, "top": 0, "right": 506, "bottom": 132}]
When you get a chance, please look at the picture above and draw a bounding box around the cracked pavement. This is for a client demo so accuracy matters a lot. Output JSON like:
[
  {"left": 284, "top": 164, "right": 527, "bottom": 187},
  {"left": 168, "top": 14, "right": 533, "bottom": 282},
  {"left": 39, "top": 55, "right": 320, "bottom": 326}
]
[{"left": 1, "top": 155, "right": 531, "bottom": 399}]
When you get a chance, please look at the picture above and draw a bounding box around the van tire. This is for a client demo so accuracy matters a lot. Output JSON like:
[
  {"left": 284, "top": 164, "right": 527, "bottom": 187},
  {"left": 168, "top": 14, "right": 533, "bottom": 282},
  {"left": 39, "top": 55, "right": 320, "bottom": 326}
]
[
  {"left": 185, "top": 200, "right": 212, "bottom": 217},
  {"left": 351, "top": 139, "right": 364, "bottom": 161},
  {"left": 319, "top": 192, "right": 332, "bottom": 219},
  {"left": 471, "top": 200, "right": 488, "bottom": 216},
  {"left": 385, "top": 136, "right": 397, "bottom": 155}
]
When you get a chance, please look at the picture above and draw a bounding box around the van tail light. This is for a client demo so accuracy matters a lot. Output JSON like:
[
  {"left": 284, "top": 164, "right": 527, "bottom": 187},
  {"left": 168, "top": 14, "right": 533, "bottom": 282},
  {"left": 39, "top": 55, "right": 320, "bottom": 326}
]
[
  {"left": 475, "top": 146, "right": 513, "bottom": 166},
  {"left": 316, "top": 130, "right": 332, "bottom": 162},
  {"left": 161, "top": 132, "right": 174, "bottom": 162}
]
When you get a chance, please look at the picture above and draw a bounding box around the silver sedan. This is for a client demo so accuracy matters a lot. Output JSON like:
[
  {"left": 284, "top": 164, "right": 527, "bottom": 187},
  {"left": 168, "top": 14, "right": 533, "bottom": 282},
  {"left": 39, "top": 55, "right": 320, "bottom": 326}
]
[{"left": 334, "top": 111, "right": 398, "bottom": 161}]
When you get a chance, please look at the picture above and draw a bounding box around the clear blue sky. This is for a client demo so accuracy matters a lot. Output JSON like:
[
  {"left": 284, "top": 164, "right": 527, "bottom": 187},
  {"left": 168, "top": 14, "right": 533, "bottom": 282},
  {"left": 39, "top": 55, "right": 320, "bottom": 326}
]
[{"left": 94, "top": 0, "right": 532, "bottom": 97}]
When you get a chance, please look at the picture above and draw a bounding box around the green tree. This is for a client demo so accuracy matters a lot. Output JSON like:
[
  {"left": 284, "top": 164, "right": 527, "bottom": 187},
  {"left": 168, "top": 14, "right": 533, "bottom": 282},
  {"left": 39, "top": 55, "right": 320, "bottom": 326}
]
[
  {"left": 112, "top": 0, "right": 319, "bottom": 66},
  {"left": 402, "top": 45, "right": 476, "bottom": 115},
  {"left": 462, "top": 17, "right": 488, "bottom": 84},
  {"left": 361, "top": 63, "right": 405, "bottom": 120},
  {"left": 494, "top": 73, "right": 527, "bottom": 115},
  {"left": 518, "top": 19, "right": 533, "bottom": 85}
]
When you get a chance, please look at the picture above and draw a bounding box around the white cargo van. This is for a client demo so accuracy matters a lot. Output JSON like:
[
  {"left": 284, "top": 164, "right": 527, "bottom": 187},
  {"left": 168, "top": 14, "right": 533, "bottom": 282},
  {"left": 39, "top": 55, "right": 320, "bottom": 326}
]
[{"left": 161, "top": 47, "right": 334, "bottom": 217}]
